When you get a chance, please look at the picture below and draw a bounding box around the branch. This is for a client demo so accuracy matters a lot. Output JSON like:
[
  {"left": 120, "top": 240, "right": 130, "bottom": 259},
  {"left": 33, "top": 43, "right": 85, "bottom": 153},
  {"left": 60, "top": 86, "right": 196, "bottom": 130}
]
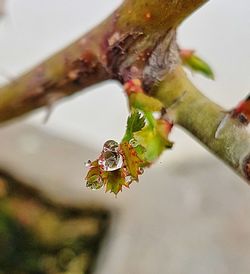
[
  {"left": 0, "top": 0, "right": 207, "bottom": 123},
  {"left": 0, "top": 35, "right": 110, "bottom": 122},
  {"left": 155, "top": 66, "right": 250, "bottom": 181},
  {"left": 2, "top": 0, "right": 249, "bottom": 183}
]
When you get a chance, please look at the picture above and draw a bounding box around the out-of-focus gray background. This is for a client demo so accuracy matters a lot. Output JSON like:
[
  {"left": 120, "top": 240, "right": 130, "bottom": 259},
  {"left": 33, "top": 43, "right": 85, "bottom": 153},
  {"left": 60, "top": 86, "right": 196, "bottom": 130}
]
[{"left": 0, "top": 1, "right": 250, "bottom": 274}]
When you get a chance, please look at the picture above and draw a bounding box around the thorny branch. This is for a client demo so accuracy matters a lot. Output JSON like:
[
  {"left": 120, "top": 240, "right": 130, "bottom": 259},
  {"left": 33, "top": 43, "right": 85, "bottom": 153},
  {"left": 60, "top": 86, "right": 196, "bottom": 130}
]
[{"left": 0, "top": 0, "right": 250, "bottom": 183}]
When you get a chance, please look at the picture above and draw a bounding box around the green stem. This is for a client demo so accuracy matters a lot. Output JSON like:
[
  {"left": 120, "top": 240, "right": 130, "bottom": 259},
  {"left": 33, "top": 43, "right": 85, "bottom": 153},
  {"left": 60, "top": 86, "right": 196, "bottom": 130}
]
[
  {"left": 155, "top": 66, "right": 250, "bottom": 182},
  {"left": 144, "top": 111, "right": 156, "bottom": 129}
]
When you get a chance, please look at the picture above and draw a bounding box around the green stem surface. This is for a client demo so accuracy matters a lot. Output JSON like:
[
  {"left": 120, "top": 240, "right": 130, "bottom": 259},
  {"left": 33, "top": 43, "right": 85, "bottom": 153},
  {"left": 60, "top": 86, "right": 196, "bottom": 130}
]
[{"left": 155, "top": 66, "right": 250, "bottom": 181}]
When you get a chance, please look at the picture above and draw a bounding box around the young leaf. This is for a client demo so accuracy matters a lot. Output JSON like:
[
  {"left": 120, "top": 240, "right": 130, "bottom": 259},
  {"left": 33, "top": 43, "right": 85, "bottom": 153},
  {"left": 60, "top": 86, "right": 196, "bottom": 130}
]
[
  {"left": 123, "top": 110, "right": 146, "bottom": 141},
  {"left": 85, "top": 160, "right": 104, "bottom": 190},
  {"left": 120, "top": 142, "right": 143, "bottom": 181},
  {"left": 104, "top": 169, "right": 128, "bottom": 195},
  {"left": 134, "top": 119, "right": 173, "bottom": 162},
  {"left": 181, "top": 49, "right": 215, "bottom": 80},
  {"left": 127, "top": 110, "right": 146, "bottom": 133}
]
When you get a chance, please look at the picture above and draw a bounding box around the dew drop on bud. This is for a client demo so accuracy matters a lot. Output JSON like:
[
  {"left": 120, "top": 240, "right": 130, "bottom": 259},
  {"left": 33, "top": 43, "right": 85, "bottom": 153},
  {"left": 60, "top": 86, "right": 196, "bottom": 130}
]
[
  {"left": 125, "top": 175, "right": 134, "bottom": 185},
  {"left": 129, "top": 138, "right": 139, "bottom": 148},
  {"left": 98, "top": 151, "right": 123, "bottom": 171},
  {"left": 139, "top": 167, "right": 144, "bottom": 175},
  {"left": 86, "top": 175, "right": 104, "bottom": 190},
  {"left": 85, "top": 160, "right": 92, "bottom": 168},
  {"left": 103, "top": 140, "right": 119, "bottom": 152}
]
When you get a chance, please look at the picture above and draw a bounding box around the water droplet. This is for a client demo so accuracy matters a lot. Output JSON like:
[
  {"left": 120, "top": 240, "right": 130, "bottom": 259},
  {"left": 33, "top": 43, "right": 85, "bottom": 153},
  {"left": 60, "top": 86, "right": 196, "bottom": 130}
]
[
  {"left": 125, "top": 176, "right": 134, "bottom": 185},
  {"left": 129, "top": 138, "right": 139, "bottom": 148},
  {"left": 86, "top": 175, "right": 104, "bottom": 190},
  {"left": 98, "top": 151, "right": 123, "bottom": 171},
  {"left": 85, "top": 160, "right": 92, "bottom": 168},
  {"left": 103, "top": 140, "right": 119, "bottom": 152},
  {"left": 139, "top": 167, "right": 144, "bottom": 175}
]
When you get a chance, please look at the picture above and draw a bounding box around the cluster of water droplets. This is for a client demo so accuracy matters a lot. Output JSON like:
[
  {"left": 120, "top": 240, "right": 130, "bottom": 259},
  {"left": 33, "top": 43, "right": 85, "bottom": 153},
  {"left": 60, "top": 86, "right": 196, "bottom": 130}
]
[
  {"left": 98, "top": 140, "right": 123, "bottom": 172},
  {"left": 86, "top": 140, "right": 124, "bottom": 190},
  {"left": 85, "top": 160, "right": 92, "bottom": 168},
  {"left": 86, "top": 139, "right": 145, "bottom": 191}
]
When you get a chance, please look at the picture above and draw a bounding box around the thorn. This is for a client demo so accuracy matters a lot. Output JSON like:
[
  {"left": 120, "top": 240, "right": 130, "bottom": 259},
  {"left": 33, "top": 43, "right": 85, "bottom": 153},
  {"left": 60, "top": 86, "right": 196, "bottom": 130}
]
[
  {"left": 43, "top": 104, "right": 54, "bottom": 124},
  {"left": 215, "top": 113, "right": 230, "bottom": 139},
  {"left": 43, "top": 93, "right": 63, "bottom": 124}
]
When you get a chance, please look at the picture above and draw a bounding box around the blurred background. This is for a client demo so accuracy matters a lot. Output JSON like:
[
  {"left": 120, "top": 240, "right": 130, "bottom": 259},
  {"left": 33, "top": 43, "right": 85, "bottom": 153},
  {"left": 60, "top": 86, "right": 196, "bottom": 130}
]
[{"left": 0, "top": 1, "right": 250, "bottom": 274}]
